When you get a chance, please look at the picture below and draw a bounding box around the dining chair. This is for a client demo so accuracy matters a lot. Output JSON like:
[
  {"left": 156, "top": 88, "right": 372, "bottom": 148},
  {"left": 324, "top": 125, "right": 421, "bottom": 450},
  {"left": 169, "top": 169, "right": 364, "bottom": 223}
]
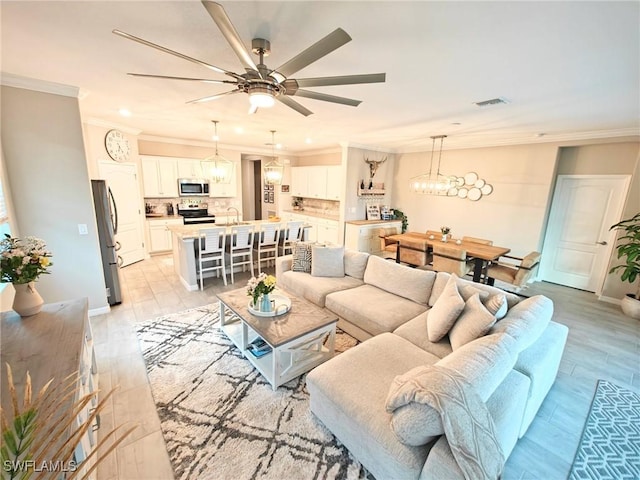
[
  {"left": 462, "top": 236, "right": 493, "bottom": 245},
  {"left": 399, "top": 235, "right": 432, "bottom": 267},
  {"left": 280, "top": 221, "right": 304, "bottom": 256},
  {"left": 431, "top": 243, "right": 474, "bottom": 277},
  {"left": 485, "top": 252, "right": 541, "bottom": 290},
  {"left": 198, "top": 227, "right": 227, "bottom": 289},
  {"left": 378, "top": 227, "right": 400, "bottom": 260},
  {"left": 254, "top": 223, "right": 281, "bottom": 273},
  {"left": 226, "top": 225, "right": 255, "bottom": 284}
]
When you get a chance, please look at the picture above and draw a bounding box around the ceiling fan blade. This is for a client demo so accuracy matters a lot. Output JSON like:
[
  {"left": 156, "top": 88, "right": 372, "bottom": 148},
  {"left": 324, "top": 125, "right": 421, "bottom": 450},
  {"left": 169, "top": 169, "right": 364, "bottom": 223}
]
[
  {"left": 113, "top": 29, "right": 244, "bottom": 81},
  {"left": 286, "top": 73, "right": 386, "bottom": 89},
  {"left": 186, "top": 89, "right": 241, "bottom": 104},
  {"left": 277, "top": 96, "right": 313, "bottom": 116},
  {"left": 201, "top": 1, "right": 260, "bottom": 74},
  {"left": 275, "top": 28, "right": 351, "bottom": 78},
  {"left": 127, "top": 73, "right": 236, "bottom": 84},
  {"left": 291, "top": 89, "right": 361, "bottom": 107}
]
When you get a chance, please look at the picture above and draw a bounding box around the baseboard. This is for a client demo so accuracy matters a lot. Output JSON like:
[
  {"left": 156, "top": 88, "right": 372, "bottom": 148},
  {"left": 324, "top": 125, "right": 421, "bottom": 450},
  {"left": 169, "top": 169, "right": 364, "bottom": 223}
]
[
  {"left": 598, "top": 295, "right": 622, "bottom": 305},
  {"left": 88, "top": 305, "right": 111, "bottom": 317},
  {"left": 179, "top": 275, "right": 199, "bottom": 292}
]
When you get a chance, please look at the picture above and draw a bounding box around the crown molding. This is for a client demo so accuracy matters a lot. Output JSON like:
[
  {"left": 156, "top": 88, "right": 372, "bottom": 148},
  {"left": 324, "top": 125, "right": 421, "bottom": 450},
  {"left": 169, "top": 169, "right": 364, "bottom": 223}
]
[
  {"left": 339, "top": 141, "right": 399, "bottom": 154},
  {"left": 83, "top": 117, "right": 142, "bottom": 135},
  {"left": 1, "top": 72, "right": 79, "bottom": 98}
]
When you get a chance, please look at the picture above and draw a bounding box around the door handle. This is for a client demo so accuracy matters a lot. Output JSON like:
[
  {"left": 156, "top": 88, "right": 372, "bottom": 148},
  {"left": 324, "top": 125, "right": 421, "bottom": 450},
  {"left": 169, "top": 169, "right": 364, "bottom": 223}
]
[
  {"left": 115, "top": 241, "right": 122, "bottom": 251},
  {"left": 596, "top": 241, "right": 608, "bottom": 245},
  {"left": 117, "top": 255, "right": 124, "bottom": 267}
]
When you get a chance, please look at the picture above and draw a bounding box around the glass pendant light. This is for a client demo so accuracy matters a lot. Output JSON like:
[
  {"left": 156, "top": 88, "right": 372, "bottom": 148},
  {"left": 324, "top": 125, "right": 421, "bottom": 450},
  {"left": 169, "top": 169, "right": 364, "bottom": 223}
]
[
  {"left": 409, "top": 135, "right": 452, "bottom": 195},
  {"left": 201, "top": 120, "right": 233, "bottom": 184},
  {"left": 263, "top": 130, "right": 284, "bottom": 185}
]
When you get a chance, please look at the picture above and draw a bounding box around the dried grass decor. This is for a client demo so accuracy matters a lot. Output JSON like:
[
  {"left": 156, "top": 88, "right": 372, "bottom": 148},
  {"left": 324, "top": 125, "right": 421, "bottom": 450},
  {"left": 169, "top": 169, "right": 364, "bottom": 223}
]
[{"left": 1, "top": 363, "right": 137, "bottom": 480}]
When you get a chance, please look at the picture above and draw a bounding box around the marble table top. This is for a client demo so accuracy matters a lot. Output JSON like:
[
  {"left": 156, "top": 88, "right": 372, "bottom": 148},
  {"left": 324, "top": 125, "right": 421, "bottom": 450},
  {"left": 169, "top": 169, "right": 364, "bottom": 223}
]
[{"left": 217, "top": 287, "right": 337, "bottom": 347}]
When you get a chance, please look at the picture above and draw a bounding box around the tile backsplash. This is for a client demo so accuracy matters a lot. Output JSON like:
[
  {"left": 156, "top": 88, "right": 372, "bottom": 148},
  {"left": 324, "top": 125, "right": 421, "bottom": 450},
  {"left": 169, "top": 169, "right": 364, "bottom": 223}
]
[
  {"left": 145, "top": 197, "right": 241, "bottom": 216},
  {"left": 293, "top": 197, "right": 339, "bottom": 218}
]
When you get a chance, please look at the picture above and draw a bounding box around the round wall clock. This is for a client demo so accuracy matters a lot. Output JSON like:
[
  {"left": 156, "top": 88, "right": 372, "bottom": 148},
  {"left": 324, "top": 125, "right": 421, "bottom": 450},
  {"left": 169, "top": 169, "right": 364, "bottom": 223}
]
[{"left": 105, "top": 129, "right": 131, "bottom": 162}]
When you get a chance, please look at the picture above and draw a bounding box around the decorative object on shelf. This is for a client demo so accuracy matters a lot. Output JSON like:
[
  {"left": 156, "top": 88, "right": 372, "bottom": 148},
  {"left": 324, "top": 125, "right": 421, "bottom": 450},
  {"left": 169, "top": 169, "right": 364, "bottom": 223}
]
[
  {"left": 366, "top": 204, "right": 381, "bottom": 221},
  {"left": 1, "top": 364, "right": 136, "bottom": 479},
  {"left": 608, "top": 212, "right": 640, "bottom": 319},
  {"left": 264, "top": 130, "right": 284, "bottom": 185},
  {"left": 0, "top": 234, "right": 53, "bottom": 317},
  {"left": 392, "top": 208, "right": 408, "bottom": 233},
  {"left": 104, "top": 129, "right": 131, "bottom": 162},
  {"left": 201, "top": 120, "right": 233, "bottom": 184},
  {"left": 448, "top": 172, "right": 493, "bottom": 201},
  {"left": 247, "top": 272, "right": 277, "bottom": 311},
  {"left": 360, "top": 179, "right": 365, "bottom": 189},
  {"left": 440, "top": 226, "right": 451, "bottom": 243},
  {"left": 364, "top": 156, "right": 387, "bottom": 180},
  {"left": 357, "top": 181, "right": 386, "bottom": 197},
  {"left": 410, "top": 135, "right": 452, "bottom": 195}
]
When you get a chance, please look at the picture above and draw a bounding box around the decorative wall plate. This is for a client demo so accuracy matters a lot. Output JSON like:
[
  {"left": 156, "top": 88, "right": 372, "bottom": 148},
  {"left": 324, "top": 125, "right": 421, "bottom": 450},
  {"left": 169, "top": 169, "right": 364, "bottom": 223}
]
[
  {"left": 457, "top": 188, "right": 468, "bottom": 199},
  {"left": 456, "top": 177, "right": 465, "bottom": 186},
  {"left": 447, "top": 187, "right": 458, "bottom": 196},
  {"left": 464, "top": 172, "right": 478, "bottom": 185},
  {"left": 468, "top": 187, "right": 482, "bottom": 201},
  {"left": 481, "top": 184, "right": 493, "bottom": 195},
  {"left": 474, "top": 179, "right": 485, "bottom": 188}
]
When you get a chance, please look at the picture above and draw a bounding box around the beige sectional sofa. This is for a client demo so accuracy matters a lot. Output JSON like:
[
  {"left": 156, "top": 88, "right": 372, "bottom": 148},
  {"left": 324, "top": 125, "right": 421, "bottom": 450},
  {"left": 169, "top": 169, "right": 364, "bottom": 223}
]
[{"left": 275, "top": 250, "right": 568, "bottom": 479}]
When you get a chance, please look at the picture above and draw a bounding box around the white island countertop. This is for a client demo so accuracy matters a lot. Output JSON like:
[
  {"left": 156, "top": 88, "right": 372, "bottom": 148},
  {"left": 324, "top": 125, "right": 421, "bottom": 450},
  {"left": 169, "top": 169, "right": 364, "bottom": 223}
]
[{"left": 167, "top": 219, "right": 309, "bottom": 240}]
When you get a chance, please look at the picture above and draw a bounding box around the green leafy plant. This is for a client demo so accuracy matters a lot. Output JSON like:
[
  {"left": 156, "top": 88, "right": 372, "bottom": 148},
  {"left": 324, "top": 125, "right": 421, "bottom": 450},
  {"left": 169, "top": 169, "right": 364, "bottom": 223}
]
[
  {"left": 1, "top": 363, "right": 136, "bottom": 480},
  {"left": 393, "top": 209, "right": 408, "bottom": 233},
  {"left": 609, "top": 212, "right": 640, "bottom": 299}
]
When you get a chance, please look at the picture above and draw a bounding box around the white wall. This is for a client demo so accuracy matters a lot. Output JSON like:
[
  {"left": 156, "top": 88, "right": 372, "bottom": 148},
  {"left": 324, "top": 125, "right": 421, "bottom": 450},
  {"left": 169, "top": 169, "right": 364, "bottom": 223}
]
[{"left": 1, "top": 84, "right": 107, "bottom": 312}]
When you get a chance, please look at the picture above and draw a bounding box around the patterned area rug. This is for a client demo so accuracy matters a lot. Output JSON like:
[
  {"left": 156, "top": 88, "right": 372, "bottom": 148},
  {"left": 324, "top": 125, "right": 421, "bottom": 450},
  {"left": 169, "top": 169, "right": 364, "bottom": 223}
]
[
  {"left": 569, "top": 380, "right": 640, "bottom": 480},
  {"left": 136, "top": 303, "right": 369, "bottom": 480}
]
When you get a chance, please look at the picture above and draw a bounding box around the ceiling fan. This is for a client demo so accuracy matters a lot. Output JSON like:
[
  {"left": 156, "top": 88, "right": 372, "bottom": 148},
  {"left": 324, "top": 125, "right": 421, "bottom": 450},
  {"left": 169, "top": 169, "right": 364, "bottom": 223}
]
[{"left": 113, "top": 1, "right": 386, "bottom": 116}]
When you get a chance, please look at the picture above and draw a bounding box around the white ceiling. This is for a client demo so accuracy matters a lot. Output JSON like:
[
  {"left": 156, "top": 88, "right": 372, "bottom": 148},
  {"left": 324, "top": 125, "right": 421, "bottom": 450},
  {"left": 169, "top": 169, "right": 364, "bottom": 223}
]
[{"left": 1, "top": 1, "right": 639, "bottom": 154}]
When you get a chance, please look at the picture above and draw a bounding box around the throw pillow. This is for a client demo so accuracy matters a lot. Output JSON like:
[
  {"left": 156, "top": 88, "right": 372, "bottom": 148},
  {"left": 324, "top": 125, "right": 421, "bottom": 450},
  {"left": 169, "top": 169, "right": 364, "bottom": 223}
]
[
  {"left": 449, "top": 293, "right": 497, "bottom": 350},
  {"left": 311, "top": 245, "right": 345, "bottom": 277},
  {"left": 426, "top": 275, "right": 465, "bottom": 342},
  {"left": 291, "top": 241, "right": 313, "bottom": 273},
  {"left": 459, "top": 283, "right": 490, "bottom": 302},
  {"left": 485, "top": 293, "right": 508, "bottom": 320},
  {"left": 344, "top": 249, "right": 369, "bottom": 279}
]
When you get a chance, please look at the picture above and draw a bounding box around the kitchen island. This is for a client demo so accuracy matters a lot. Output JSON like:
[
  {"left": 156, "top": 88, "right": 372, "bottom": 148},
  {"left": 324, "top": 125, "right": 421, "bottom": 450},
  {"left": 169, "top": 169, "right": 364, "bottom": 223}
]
[{"left": 168, "top": 221, "right": 311, "bottom": 290}]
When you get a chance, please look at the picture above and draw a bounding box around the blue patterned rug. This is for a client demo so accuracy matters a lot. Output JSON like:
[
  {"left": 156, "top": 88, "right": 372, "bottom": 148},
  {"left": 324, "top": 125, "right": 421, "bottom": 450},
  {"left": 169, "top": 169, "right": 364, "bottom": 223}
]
[{"left": 569, "top": 380, "right": 640, "bottom": 480}]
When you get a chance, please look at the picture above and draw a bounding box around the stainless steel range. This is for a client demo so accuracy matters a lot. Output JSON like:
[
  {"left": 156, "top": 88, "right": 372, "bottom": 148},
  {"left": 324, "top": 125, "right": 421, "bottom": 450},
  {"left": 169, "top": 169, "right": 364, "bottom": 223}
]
[{"left": 177, "top": 202, "right": 217, "bottom": 225}]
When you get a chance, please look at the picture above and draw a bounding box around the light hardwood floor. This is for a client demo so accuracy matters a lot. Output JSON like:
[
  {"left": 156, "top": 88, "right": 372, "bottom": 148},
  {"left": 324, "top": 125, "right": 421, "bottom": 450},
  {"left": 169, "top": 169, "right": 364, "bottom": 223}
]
[{"left": 92, "top": 254, "right": 640, "bottom": 480}]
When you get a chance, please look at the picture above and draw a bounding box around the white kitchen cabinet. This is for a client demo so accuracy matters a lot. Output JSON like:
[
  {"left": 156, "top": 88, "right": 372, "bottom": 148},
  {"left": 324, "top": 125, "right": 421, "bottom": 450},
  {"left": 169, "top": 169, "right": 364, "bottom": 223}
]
[
  {"left": 291, "top": 167, "right": 309, "bottom": 197},
  {"left": 325, "top": 166, "right": 342, "bottom": 201},
  {"left": 141, "top": 156, "right": 178, "bottom": 198},
  {"left": 307, "top": 166, "right": 328, "bottom": 199},
  {"left": 316, "top": 218, "right": 340, "bottom": 245},
  {"left": 345, "top": 220, "right": 402, "bottom": 254},
  {"left": 209, "top": 163, "right": 238, "bottom": 197},
  {"left": 147, "top": 218, "right": 183, "bottom": 253},
  {"left": 177, "top": 158, "right": 204, "bottom": 179}
]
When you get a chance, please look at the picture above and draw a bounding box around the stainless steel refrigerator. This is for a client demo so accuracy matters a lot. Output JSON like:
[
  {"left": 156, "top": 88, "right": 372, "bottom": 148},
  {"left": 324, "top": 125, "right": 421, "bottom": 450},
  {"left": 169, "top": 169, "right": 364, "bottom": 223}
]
[{"left": 91, "top": 179, "right": 122, "bottom": 305}]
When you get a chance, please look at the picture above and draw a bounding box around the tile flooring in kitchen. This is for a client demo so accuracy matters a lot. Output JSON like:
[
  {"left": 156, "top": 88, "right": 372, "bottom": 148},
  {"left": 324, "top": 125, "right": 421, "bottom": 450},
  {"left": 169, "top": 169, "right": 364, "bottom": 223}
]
[{"left": 91, "top": 253, "right": 640, "bottom": 480}]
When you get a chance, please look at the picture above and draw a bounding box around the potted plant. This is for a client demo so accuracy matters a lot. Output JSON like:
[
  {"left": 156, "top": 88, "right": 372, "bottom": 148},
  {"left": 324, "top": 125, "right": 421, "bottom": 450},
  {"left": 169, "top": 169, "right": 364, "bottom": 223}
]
[{"left": 609, "top": 212, "right": 640, "bottom": 319}]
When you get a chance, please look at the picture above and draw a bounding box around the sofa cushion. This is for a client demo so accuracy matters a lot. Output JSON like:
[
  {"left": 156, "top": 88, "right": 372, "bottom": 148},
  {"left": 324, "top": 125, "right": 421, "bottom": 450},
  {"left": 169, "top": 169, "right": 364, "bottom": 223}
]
[
  {"left": 449, "top": 293, "right": 497, "bottom": 350},
  {"left": 326, "top": 284, "right": 428, "bottom": 337},
  {"left": 428, "top": 272, "right": 521, "bottom": 309},
  {"left": 306, "top": 333, "right": 440, "bottom": 480},
  {"left": 344, "top": 249, "right": 370, "bottom": 280},
  {"left": 363, "top": 255, "right": 436, "bottom": 305},
  {"left": 485, "top": 293, "right": 508, "bottom": 319},
  {"left": 311, "top": 245, "right": 345, "bottom": 277},
  {"left": 427, "top": 275, "right": 465, "bottom": 342},
  {"left": 385, "top": 332, "right": 517, "bottom": 447},
  {"left": 291, "top": 241, "right": 313, "bottom": 272},
  {"left": 488, "top": 295, "right": 553, "bottom": 353},
  {"left": 393, "top": 311, "right": 453, "bottom": 359},
  {"left": 279, "top": 270, "right": 363, "bottom": 307}
]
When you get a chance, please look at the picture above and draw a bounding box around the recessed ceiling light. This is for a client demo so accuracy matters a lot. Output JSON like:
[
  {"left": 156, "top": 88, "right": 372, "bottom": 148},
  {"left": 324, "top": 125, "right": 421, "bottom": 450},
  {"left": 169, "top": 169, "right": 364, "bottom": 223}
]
[
  {"left": 119, "top": 108, "right": 132, "bottom": 117},
  {"left": 305, "top": 138, "right": 312, "bottom": 144},
  {"left": 234, "top": 127, "right": 244, "bottom": 134},
  {"left": 276, "top": 143, "right": 282, "bottom": 149}
]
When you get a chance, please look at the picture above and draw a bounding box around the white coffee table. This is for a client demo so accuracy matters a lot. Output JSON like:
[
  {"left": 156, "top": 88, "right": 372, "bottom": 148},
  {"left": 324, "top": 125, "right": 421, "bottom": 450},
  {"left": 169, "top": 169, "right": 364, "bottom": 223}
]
[{"left": 217, "top": 287, "right": 338, "bottom": 390}]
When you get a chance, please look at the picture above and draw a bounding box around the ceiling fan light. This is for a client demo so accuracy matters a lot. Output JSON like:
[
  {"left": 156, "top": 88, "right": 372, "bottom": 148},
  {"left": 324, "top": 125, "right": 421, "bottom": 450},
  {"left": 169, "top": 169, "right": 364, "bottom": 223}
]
[{"left": 249, "top": 91, "right": 275, "bottom": 108}]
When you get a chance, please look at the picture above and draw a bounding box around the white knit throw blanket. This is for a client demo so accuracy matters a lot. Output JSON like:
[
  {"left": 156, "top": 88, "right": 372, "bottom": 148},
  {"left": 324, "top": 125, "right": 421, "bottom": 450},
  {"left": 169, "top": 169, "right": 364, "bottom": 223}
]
[{"left": 386, "top": 364, "right": 504, "bottom": 480}]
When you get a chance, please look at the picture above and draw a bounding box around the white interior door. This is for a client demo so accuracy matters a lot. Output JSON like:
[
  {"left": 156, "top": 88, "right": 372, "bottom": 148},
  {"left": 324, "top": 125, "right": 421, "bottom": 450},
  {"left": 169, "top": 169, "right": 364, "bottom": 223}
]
[
  {"left": 99, "top": 161, "right": 145, "bottom": 267},
  {"left": 540, "top": 175, "right": 630, "bottom": 293}
]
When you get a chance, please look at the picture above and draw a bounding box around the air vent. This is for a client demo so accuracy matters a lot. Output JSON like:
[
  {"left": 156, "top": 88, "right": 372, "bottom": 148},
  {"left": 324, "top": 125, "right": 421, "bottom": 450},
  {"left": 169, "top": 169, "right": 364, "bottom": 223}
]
[{"left": 474, "top": 97, "right": 509, "bottom": 107}]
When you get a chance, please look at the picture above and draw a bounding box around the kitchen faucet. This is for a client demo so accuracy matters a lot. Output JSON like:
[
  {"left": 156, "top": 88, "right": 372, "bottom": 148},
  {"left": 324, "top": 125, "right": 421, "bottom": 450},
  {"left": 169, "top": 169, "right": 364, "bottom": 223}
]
[{"left": 227, "top": 207, "right": 240, "bottom": 225}]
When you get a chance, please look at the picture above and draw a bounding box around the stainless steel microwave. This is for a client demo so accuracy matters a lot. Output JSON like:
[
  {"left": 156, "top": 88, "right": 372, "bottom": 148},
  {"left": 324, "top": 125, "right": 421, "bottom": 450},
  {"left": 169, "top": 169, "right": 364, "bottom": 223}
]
[{"left": 178, "top": 178, "right": 210, "bottom": 197}]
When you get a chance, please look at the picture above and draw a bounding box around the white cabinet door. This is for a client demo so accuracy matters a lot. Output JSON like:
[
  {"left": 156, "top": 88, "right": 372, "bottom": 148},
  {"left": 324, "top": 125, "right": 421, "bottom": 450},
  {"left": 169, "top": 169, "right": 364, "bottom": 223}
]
[
  {"left": 209, "top": 163, "right": 237, "bottom": 197},
  {"left": 148, "top": 219, "right": 182, "bottom": 253},
  {"left": 307, "top": 166, "right": 328, "bottom": 199},
  {"left": 140, "top": 156, "right": 178, "bottom": 198},
  {"left": 177, "top": 159, "right": 203, "bottom": 179},
  {"left": 291, "top": 167, "right": 309, "bottom": 197},
  {"left": 325, "top": 166, "right": 341, "bottom": 201},
  {"left": 317, "top": 219, "right": 340, "bottom": 245}
]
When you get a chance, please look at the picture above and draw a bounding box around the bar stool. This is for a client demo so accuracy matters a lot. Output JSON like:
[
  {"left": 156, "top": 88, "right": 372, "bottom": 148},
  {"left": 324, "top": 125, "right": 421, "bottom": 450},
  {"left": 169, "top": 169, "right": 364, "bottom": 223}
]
[
  {"left": 198, "top": 227, "right": 227, "bottom": 289},
  {"left": 254, "top": 223, "right": 281, "bottom": 273},
  {"left": 227, "top": 225, "right": 254, "bottom": 284},
  {"left": 280, "top": 221, "right": 304, "bottom": 256}
]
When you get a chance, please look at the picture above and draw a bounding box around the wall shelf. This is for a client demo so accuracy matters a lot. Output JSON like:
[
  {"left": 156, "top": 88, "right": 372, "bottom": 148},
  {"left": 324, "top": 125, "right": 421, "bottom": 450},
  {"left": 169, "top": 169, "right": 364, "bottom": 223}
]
[{"left": 357, "top": 182, "right": 386, "bottom": 196}]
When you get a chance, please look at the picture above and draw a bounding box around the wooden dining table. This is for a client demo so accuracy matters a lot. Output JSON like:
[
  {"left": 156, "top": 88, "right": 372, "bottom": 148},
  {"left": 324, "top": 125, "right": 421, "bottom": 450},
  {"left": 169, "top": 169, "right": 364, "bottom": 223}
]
[{"left": 387, "top": 232, "right": 511, "bottom": 283}]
